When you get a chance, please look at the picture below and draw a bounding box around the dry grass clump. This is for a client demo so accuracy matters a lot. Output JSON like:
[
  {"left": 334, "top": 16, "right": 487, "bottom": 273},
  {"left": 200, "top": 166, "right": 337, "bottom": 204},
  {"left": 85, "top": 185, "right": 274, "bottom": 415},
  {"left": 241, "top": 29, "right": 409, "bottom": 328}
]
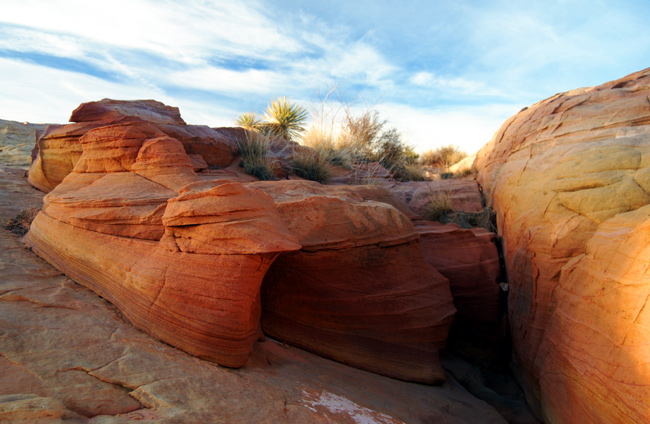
[
  {"left": 420, "top": 145, "right": 467, "bottom": 168},
  {"left": 424, "top": 192, "right": 496, "bottom": 231},
  {"left": 423, "top": 192, "right": 455, "bottom": 222},
  {"left": 302, "top": 125, "right": 353, "bottom": 169},
  {"left": 235, "top": 132, "right": 278, "bottom": 181},
  {"left": 291, "top": 149, "right": 331, "bottom": 184},
  {"left": 4, "top": 207, "right": 40, "bottom": 236}
]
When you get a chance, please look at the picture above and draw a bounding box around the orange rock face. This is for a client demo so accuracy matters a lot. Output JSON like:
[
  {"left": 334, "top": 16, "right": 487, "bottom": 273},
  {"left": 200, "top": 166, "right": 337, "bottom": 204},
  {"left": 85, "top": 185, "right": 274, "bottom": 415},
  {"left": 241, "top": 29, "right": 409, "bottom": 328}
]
[
  {"left": 23, "top": 103, "right": 458, "bottom": 381},
  {"left": 25, "top": 118, "right": 301, "bottom": 368},
  {"left": 475, "top": 67, "right": 650, "bottom": 423},
  {"left": 255, "top": 181, "right": 456, "bottom": 384}
]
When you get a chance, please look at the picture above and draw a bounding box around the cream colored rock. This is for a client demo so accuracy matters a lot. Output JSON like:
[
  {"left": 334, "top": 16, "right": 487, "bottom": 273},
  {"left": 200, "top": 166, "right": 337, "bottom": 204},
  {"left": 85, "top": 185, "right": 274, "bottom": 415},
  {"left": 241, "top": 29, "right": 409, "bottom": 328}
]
[
  {"left": 475, "top": 67, "right": 650, "bottom": 423},
  {"left": 0, "top": 119, "right": 49, "bottom": 169}
]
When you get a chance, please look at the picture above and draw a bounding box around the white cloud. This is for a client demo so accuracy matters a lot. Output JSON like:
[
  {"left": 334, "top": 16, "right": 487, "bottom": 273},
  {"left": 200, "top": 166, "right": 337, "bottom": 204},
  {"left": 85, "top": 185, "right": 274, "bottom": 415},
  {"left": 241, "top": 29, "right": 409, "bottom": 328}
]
[
  {"left": 0, "top": 0, "right": 301, "bottom": 65},
  {"left": 0, "top": 58, "right": 239, "bottom": 127},
  {"left": 375, "top": 102, "right": 521, "bottom": 154},
  {"left": 168, "top": 67, "right": 288, "bottom": 94},
  {"left": 409, "top": 71, "right": 499, "bottom": 96}
]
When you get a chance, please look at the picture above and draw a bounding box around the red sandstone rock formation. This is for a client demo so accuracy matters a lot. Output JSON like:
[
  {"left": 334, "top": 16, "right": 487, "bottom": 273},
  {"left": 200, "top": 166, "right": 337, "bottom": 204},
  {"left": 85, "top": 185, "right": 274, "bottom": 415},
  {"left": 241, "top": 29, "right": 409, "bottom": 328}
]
[
  {"left": 25, "top": 119, "right": 301, "bottom": 368},
  {"left": 255, "top": 181, "right": 456, "bottom": 384},
  {"left": 28, "top": 99, "right": 239, "bottom": 191},
  {"left": 23, "top": 103, "right": 458, "bottom": 381},
  {"left": 415, "top": 220, "right": 506, "bottom": 364},
  {"left": 475, "top": 67, "right": 650, "bottom": 423}
]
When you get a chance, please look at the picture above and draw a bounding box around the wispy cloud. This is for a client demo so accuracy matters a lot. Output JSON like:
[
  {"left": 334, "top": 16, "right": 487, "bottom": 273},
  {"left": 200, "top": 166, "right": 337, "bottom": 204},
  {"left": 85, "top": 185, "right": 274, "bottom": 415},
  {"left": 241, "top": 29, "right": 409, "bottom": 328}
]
[{"left": 0, "top": 0, "right": 648, "bottom": 152}]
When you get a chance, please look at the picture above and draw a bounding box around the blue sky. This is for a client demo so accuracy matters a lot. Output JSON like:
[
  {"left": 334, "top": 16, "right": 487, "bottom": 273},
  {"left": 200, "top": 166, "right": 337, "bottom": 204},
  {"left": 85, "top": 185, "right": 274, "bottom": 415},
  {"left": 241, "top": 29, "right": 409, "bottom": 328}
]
[{"left": 1, "top": 0, "right": 648, "bottom": 153}]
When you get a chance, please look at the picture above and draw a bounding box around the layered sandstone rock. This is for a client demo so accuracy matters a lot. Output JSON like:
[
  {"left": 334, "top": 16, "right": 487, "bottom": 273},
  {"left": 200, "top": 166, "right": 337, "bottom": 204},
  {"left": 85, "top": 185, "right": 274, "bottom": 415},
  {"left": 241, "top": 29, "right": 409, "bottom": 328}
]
[
  {"left": 255, "top": 181, "right": 456, "bottom": 384},
  {"left": 28, "top": 99, "right": 239, "bottom": 192},
  {"left": 415, "top": 220, "right": 506, "bottom": 364},
  {"left": 0, "top": 119, "right": 49, "bottom": 169},
  {"left": 1, "top": 169, "right": 508, "bottom": 423},
  {"left": 23, "top": 104, "right": 458, "bottom": 382},
  {"left": 475, "top": 67, "right": 650, "bottom": 423},
  {"left": 24, "top": 119, "right": 302, "bottom": 368}
]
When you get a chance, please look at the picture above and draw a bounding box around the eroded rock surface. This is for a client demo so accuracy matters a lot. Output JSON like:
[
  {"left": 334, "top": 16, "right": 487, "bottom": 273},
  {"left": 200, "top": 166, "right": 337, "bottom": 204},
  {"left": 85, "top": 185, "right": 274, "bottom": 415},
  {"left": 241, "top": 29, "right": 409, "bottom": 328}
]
[
  {"left": 475, "top": 67, "right": 650, "bottom": 423},
  {"left": 0, "top": 119, "right": 49, "bottom": 169},
  {"left": 24, "top": 119, "right": 300, "bottom": 368},
  {"left": 387, "top": 179, "right": 484, "bottom": 217},
  {"left": 255, "top": 181, "right": 456, "bottom": 384},
  {"left": 21, "top": 101, "right": 458, "bottom": 384},
  {"left": 415, "top": 220, "right": 507, "bottom": 365},
  {"left": 1, "top": 167, "right": 508, "bottom": 423},
  {"left": 28, "top": 100, "right": 239, "bottom": 192}
]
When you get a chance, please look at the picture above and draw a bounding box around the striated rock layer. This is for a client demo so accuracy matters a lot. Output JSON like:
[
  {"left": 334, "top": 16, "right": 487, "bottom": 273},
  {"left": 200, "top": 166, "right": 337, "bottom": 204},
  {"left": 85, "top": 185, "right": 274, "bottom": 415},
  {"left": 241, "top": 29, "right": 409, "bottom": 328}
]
[
  {"left": 1, "top": 168, "right": 508, "bottom": 423},
  {"left": 475, "top": 67, "right": 650, "bottom": 423},
  {"left": 28, "top": 99, "right": 239, "bottom": 192},
  {"left": 23, "top": 102, "right": 457, "bottom": 381},
  {"left": 255, "top": 181, "right": 456, "bottom": 384},
  {"left": 415, "top": 220, "right": 507, "bottom": 366},
  {"left": 24, "top": 119, "right": 301, "bottom": 367}
]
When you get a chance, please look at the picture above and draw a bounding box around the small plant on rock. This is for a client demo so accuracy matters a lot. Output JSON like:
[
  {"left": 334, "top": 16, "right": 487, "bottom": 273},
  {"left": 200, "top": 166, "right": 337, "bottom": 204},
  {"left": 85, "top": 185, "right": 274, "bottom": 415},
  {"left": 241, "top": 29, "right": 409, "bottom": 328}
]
[
  {"left": 291, "top": 149, "right": 331, "bottom": 184},
  {"left": 235, "top": 133, "right": 278, "bottom": 181},
  {"left": 4, "top": 207, "right": 40, "bottom": 236}
]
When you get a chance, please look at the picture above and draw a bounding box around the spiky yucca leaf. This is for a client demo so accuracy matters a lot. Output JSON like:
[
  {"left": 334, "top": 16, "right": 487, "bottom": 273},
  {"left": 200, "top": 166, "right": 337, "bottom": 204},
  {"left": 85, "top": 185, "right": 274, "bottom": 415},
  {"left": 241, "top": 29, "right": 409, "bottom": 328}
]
[
  {"left": 263, "top": 96, "right": 308, "bottom": 142},
  {"left": 235, "top": 112, "right": 262, "bottom": 131}
]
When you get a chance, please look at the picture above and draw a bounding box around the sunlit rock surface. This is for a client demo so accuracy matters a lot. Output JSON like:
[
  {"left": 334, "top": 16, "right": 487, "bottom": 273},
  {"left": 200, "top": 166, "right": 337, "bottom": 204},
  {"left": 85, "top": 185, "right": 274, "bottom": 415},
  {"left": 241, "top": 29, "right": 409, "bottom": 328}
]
[
  {"left": 21, "top": 101, "right": 459, "bottom": 384},
  {"left": 475, "top": 67, "right": 650, "bottom": 423},
  {"left": 24, "top": 119, "right": 301, "bottom": 368}
]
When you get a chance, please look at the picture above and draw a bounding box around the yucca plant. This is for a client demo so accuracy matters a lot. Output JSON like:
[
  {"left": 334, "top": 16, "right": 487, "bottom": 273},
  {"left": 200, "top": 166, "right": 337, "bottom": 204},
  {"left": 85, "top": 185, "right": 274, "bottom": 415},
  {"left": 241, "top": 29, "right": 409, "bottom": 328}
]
[
  {"left": 262, "top": 96, "right": 308, "bottom": 142},
  {"left": 235, "top": 112, "right": 262, "bottom": 132}
]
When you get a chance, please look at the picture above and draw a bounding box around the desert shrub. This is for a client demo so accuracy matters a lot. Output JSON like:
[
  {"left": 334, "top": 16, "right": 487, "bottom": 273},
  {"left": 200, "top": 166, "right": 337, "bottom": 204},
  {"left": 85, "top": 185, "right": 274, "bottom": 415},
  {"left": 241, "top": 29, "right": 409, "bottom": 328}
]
[
  {"left": 340, "top": 110, "right": 386, "bottom": 161},
  {"left": 4, "top": 207, "right": 40, "bottom": 236},
  {"left": 292, "top": 150, "right": 331, "bottom": 184},
  {"left": 302, "top": 125, "right": 353, "bottom": 169},
  {"left": 235, "top": 112, "right": 262, "bottom": 131},
  {"left": 393, "top": 164, "right": 425, "bottom": 182},
  {"left": 235, "top": 133, "right": 277, "bottom": 181},
  {"left": 420, "top": 145, "right": 467, "bottom": 168},
  {"left": 440, "top": 172, "right": 454, "bottom": 180},
  {"left": 454, "top": 208, "right": 497, "bottom": 232},
  {"left": 454, "top": 167, "right": 474, "bottom": 178}
]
